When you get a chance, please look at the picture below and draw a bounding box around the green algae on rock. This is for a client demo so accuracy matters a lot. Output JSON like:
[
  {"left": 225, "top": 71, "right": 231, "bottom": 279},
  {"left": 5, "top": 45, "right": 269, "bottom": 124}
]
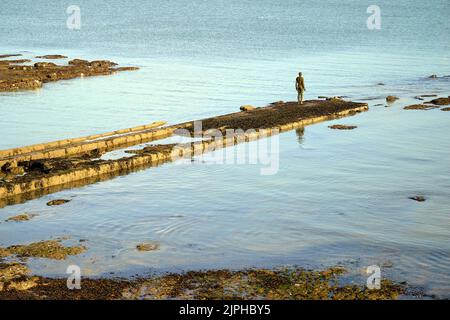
[
  {"left": 124, "top": 267, "right": 406, "bottom": 300},
  {"left": 0, "top": 266, "right": 409, "bottom": 300},
  {"left": 46, "top": 199, "right": 71, "bottom": 206},
  {"left": 0, "top": 240, "right": 86, "bottom": 260},
  {"left": 136, "top": 243, "right": 160, "bottom": 252},
  {"left": 5, "top": 213, "right": 37, "bottom": 222}
]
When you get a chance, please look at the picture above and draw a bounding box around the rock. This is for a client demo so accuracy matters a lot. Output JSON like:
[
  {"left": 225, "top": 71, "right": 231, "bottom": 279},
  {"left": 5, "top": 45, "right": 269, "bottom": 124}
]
[
  {"left": 441, "top": 107, "right": 450, "bottom": 111},
  {"left": 404, "top": 104, "right": 439, "bottom": 110},
  {"left": 5, "top": 213, "right": 37, "bottom": 222},
  {"left": 34, "top": 62, "right": 56, "bottom": 69},
  {"left": 8, "top": 65, "right": 33, "bottom": 71},
  {"left": 0, "top": 54, "right": 22, "bottom": 59},
  {"left": 420, "top": 94, "right": 438, "bottom": 97},
  {"left": 0, "top": 59, "right": 31, "bottom": 65},
  {"left": 414, "top": 96, "right": 424, "bottom": 101},
  {"left": 428, "top": 97, "right": 450, "bottom": 106},
  {"left": 46, "top": 199, "right": 71, "bottom": 206},
  {"left": 68, "top": 59, "right": 89, "bottom": 66},
  {"left": 136, "top": 243, "right": 159, "bottom": 252},
  {"left": 7, "top": 278, "right": 38, "bottom": 291},
  {"left": 373, "top": 104, "right": 384, "bottom": 106},
  {"left": 1, "top": 240, "right": 86, "bottom": 260},
  {"left": 318, "top": 96, "right": 328, "bottom": 99},
  {"left": 9, "top": 166, "right": 25, "bottom": 175},
  {"left": 1, "top": 57, "right": 137, "bottom": 92},
  {"left": 240, "top": 105, "right": 255, "bottom": 112},
  {"left": 89, "top": 60, "right": 118, "bottom": 68},
  {"left": 386, "top": 96, "right": 399, "bottom": 103},
  {"left": 328, "top": 124, "right": 357, "bottom": 130},
  {"left": 326, "top": 96, "right": 343, "bottom": 101},
  {"left": 35, "top": 55, "right": 67, "bottom": 59},
  {"left": 409, "top": 196, "right": 426, "bottom": 202},
  {"left": 428, "top": 74, "right": 438, "bottom": 79},
  {"left": 377, "top": 83, "right": 385, "bottom": 86}
]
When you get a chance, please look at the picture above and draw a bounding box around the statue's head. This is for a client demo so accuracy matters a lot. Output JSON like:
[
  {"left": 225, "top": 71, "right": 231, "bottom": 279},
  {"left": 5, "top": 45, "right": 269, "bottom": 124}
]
[{"left": 299, "top": 72, "right": 302, "bottom": 77}]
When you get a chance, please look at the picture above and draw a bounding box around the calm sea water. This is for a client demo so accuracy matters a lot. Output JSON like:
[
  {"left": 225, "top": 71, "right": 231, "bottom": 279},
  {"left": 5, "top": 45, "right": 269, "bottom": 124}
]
[{"left": 1, "top": 0, "right": 450, "bottom": 298}]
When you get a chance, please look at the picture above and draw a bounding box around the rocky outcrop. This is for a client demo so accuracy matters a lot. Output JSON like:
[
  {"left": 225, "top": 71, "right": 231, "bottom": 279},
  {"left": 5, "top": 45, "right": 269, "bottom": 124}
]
[
  {"left": 428, "top": 97, "right": 450, "bottom": 106},
  {"left": 35, "top": 55, "right": 67, "bottom": 59},
  {"left": 403, "top": 104, "right": 439, "bottom": 110},
  {"left": 0, "top": 56, "right": 138, "bottom": 92},
  {"left": 0, "top": 54, "right": 22, "bottom": 59},
  {"left": 386, "top": 96, "right": 399, "bottom": 103}
]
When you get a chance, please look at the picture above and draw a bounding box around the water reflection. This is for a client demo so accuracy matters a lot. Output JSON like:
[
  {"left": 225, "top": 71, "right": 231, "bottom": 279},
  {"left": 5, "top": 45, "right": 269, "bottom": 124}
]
[{"left": 295, "top": 127, "right": 305, "bottom": 145}]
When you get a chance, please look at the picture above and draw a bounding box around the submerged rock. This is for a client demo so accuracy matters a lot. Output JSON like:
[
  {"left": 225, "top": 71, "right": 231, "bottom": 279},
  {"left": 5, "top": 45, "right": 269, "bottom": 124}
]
[
  {"left": 409, "top": 196, "right": 426, "bottom": 202},
  {"left": 329, "top": 124, "right": 357, "bottom": 130},
  {"left": 403, "top": 104, "right": 439, "bottom": 110},
  {"left": 428, "top": 97, "right": 450, "bottom": 106},
  {"left": 420, "top": 94, "right": 438, "bottom": 97},
  {"left": 136, "top": 243, "right": 159, "bottom": 252},
  {"left": 35, "top": 55, "right": 67, "bottom": 59},
  {"left": 428, "top": 74, "right": 438, "bottom": 79},
  {"left": 5, "top": 213, "right": 37, "bottom": 222},
  {"left": 46, "top": 199, "right": 71, "bottom": 206},
  {"left": 0, "top": 54, "right": 22, "bottom": 59},
  {"left": 386, "top": 96, "right": 399, "bottom": 103}
]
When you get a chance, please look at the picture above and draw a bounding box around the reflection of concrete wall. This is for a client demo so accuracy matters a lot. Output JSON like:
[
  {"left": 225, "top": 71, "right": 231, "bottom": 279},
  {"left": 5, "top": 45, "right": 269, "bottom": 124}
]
[{"left": 0, "top": 105, "right": 368, "bottom": 204}]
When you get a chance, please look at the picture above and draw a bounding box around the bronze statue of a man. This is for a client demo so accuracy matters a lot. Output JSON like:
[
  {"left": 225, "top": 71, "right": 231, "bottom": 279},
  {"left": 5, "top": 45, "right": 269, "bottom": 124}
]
[{"left": 295, "top": 72, "right": 306, "bottom": 105}]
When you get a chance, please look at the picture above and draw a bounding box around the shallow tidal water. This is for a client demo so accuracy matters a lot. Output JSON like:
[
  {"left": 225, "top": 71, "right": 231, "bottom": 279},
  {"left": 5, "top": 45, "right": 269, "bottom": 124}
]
[{"left": 1, "top": 0, "right": 450, "bottom": 298}]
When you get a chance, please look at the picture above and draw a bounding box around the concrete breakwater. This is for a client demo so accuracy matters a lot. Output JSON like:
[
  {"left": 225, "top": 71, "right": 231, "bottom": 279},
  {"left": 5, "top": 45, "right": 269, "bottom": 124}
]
[{"left": 0, "top": 100, "right": 368, "bottom": 205}]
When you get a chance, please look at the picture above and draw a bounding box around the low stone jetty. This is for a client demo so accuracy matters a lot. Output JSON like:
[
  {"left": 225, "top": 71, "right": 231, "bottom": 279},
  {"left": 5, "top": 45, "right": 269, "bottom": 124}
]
[{"left": 0, "top": 99, "right": 368, "bottom": 206}]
